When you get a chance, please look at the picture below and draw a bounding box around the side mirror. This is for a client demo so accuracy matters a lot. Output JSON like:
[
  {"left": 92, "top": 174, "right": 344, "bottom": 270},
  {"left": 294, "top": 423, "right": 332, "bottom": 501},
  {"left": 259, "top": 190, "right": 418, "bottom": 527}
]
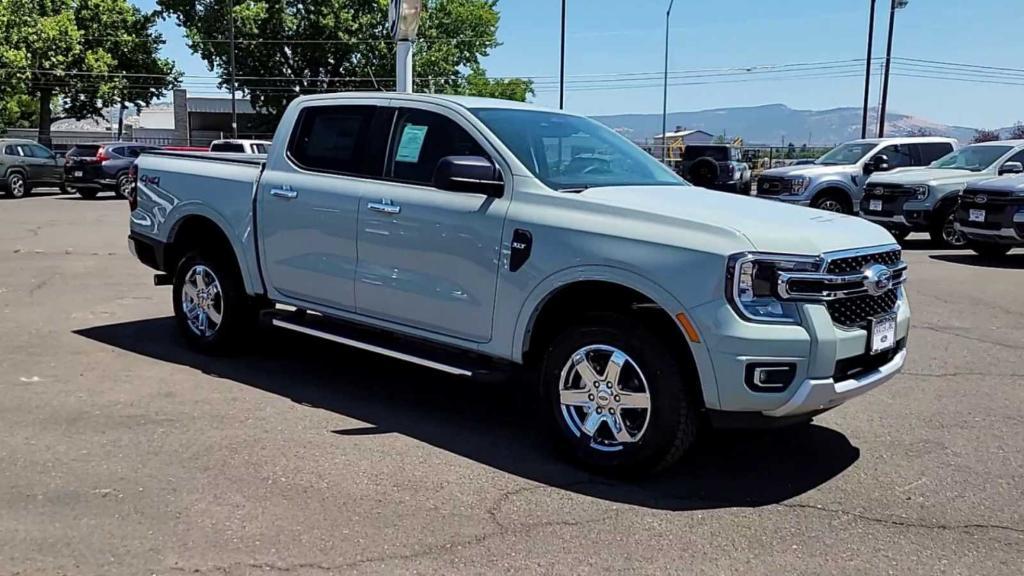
[
  {"left": 433, "top": 156, "right": 504, "bottom": 196},
  {"left": 864, "top": 154, "right": 890, "bottom": 174},
  {"left": 999, "top": 161, "right": 1023, "bottom": 175}
]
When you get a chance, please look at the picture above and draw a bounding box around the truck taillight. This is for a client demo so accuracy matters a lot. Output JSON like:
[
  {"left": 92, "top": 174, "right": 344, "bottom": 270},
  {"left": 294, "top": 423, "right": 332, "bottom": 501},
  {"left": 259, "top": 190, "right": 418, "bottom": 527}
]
[{"left": 127, "top": 163, "right": 139, "bottom": 211}]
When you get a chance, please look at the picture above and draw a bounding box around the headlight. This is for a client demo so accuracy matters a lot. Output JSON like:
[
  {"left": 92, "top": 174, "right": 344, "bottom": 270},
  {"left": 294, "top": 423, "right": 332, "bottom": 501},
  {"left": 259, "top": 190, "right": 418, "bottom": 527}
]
[
  {"left": 727, "top": 254, "right": 822, "bottom": 323},
  {"left": 912, "top": 185, "right": 929, "bottom": 201},
  {"left": 788, "top": 177, "right": 810, "bottom": 195}
]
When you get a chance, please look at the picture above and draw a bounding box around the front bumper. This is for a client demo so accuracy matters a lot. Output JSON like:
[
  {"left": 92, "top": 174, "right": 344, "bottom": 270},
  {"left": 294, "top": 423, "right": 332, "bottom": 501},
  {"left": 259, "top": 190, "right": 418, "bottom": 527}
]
[{"left": 690, "top": 288, "right": 910, "bottom": 419}]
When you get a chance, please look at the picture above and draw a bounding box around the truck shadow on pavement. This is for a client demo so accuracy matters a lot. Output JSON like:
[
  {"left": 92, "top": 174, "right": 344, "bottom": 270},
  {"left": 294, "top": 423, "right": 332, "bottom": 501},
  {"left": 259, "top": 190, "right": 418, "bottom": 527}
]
[
  {"left": 76, "top": 317, "right": 860, "bottom": 512},
  {"left": 929, "top": 253, "right": 1024, "bottom": 270}
]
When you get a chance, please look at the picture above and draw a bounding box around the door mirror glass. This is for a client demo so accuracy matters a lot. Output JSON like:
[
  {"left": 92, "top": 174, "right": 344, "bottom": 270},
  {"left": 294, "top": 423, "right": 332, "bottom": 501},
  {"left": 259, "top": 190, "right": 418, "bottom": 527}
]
[
  {"left": 433, "top": 156, "right": 504, "bottom": 196},
  {"left": 999, "top": 161, "right": 1023, "bottom": 175}
]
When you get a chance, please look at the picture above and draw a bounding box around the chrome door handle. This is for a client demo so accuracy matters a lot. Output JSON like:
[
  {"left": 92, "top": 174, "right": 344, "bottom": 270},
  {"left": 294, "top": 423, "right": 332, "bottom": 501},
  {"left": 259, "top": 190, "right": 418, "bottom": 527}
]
[
  {"left": 270, "top": 187, "right": 297, "bottom": 199},
  {"left": 367, "top": 200, "right": 400, "bottom": 214}
]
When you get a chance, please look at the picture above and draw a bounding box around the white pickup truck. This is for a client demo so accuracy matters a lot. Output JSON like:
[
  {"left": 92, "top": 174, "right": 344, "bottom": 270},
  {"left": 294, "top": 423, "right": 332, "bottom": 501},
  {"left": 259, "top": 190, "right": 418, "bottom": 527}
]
[{"left": 128, "top": 93, "right": 910, "bottom": 475}]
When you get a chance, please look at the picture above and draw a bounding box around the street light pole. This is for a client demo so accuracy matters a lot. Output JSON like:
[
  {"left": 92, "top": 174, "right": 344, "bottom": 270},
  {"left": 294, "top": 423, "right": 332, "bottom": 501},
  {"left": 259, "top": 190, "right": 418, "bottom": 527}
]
[
  {"left": 877, "top": 0, "right": 908, "bottom": 138},
  {"left": 391, "top": 0, "right": 422, "bottom": 93},
  {"left": 860, "top": 0, "right": 877, "bottom": 139},
  {"left": 661, "top": 0, "right": 675, "bottom": 164},
  {"left": 228, "top": 0, "right": 237, "bottom": 139},
  {"left": 559, "top": 0, "right": 566, "bottom": 109}
]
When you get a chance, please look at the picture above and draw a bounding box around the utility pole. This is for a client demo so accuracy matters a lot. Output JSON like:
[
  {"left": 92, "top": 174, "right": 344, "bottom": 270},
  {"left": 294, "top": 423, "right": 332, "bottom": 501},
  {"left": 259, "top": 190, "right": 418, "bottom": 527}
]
[
  {"left": 228, "top": 0, "right": 238, "bottom": 138},
  {"left": 860, "top": 0, "right": 877, "bottom": 139},
  {"left": 559, "top": 0, "right": 566, "bottom": 109},
  {"left": 661, "top": 0, "right": 675, "bottom": 164},
  {"left": 391, "top": 0, "right": 422, "bottom": 92},
  {"left": 878, "top": 0, "right": 908, "bottom": 137}
]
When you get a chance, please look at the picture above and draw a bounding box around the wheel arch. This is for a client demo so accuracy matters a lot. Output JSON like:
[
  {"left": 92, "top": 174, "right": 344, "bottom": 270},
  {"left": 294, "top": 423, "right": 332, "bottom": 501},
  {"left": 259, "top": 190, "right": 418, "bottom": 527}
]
[
  {"left": 514, "top": 267, "right": 720, "bottom": 409},
  {"left": 165, "top": 213, "right": 259, "bottom": 295},
  {"left": 810, "top": 184, "right": 855, "bottom": 212}
]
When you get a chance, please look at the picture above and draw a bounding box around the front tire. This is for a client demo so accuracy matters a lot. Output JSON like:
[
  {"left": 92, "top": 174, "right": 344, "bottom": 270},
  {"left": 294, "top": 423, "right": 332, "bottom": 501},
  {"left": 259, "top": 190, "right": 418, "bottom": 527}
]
[
  {"left": 172, "top": 251, "right": 256, "bottom": 354},
  {"left": 811, "top": 191, "right": 849, "bottom": 214},
  {"left": 929, "top": 206, "right": 967, "bottom": 248},
  {"left": 539, "top": 313, "right": 699, "bottom": 476}
]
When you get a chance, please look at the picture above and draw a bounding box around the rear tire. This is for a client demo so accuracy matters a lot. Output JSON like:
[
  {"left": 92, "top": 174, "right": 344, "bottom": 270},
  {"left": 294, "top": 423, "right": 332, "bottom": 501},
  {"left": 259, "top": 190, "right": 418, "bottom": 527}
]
[
  {"left": 5, "top": 172, "right": 29, "bottom": 198},
  {"left": 115, "top": 173, "right": 131, "bottom": 199},
  {"left": 172, "top": 251, "right": 258, "bottom": 355},
  {"left": 539, "top": 313, "right": 700, "bottom": 476},
  {"left": 968, "top": 241, "right": 1012, "bottom": 258},
  {"left": 929, "top": 205, "right": 967, "bottom": 248}
]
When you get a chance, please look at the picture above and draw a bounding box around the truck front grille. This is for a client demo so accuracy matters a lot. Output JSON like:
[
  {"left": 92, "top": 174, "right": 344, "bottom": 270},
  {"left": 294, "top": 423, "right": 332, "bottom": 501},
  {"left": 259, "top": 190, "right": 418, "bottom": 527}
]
[
  {"left": 825, "top": 288, "right": 899, "bottom": 329},
  {"left": 825, "top": 248, "right": 902, "bottom": 274},
  {"left": 757, "top": 176, "right": 793, "bottom": 196}
]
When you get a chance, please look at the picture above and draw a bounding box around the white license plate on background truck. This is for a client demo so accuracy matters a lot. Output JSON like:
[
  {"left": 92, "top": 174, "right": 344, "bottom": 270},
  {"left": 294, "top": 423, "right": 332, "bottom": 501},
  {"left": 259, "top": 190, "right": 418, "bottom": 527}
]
[
  {"left": 969, "top": 209, "right": 986, "bottom": 222},
  {"left": 870, "top": 313, "right": 897, "bottom": 355},
  {"left": 73, "top": 171, "right": 83, "bottom": 177},
  {"left": 869, "top": 199, "right": 882, "bottom": 211}
]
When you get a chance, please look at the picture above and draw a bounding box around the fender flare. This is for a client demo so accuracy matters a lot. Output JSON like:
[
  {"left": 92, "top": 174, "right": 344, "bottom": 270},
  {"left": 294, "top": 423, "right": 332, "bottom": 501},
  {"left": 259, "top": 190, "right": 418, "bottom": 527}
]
[
  {"left": 809, "top": 182, "right": 856, "bottom": 208},
  {"left": 165, "top": 201, "right": 260, "bottom": 296},
  {"left": 512, "top": 264, "right": 721, "bottom": 409}
]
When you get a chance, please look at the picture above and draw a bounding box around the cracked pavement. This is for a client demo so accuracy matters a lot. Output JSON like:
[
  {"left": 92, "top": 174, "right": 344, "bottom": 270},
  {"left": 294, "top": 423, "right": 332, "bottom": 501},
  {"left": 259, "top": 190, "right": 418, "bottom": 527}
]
[{"left": 1, "top": 194, "right": 1022, "bottom": 575}]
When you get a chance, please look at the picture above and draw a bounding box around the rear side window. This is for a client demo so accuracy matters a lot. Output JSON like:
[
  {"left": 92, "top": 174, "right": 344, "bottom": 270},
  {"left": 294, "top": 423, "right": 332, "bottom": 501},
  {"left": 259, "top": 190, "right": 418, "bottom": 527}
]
[
  {"left": 288, "top": 105, "right": 379, "bottom": 176},
  {"left": 387, "top": 108, "right": 488, "bottom": 185},
  {"left": 4, "top": 145, "right": 21, "bottom": 156},
  {"left": 916, "top": 143, "right": 954, "bottom": 164}
]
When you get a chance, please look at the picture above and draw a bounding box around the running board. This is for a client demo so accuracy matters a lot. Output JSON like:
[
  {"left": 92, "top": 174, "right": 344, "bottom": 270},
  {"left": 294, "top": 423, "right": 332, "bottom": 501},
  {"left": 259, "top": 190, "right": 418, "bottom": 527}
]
[{"left": 263, "top": 309, "right": 510, "bottom": 380}]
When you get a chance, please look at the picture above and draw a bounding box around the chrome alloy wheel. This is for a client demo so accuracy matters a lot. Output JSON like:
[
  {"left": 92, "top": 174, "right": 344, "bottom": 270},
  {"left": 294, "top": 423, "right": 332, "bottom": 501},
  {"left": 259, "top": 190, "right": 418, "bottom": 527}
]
[
  {"left": 558, "top": 345, "right": 652, "bottom": 451},
  {"left": 117, "top": 174, "right": 132, "bottom": 198},
  {"left": 181, "top": 265, "right": 223, "bottom": 337},
  {"left": 816, "top": 198, "right": 844, "bottom": 213},
  {"left": 9, "top": 174, "right": 25, "bottom": 198},
  {"left": 943, "top": 212, "right": 967, "bottom": 247}
]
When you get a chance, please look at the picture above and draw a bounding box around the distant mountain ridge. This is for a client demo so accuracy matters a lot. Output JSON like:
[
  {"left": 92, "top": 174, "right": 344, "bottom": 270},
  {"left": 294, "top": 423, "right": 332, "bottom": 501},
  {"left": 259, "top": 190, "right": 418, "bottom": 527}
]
[{"left": 593, "top": 103, "right": 1004, "bottom": 145}]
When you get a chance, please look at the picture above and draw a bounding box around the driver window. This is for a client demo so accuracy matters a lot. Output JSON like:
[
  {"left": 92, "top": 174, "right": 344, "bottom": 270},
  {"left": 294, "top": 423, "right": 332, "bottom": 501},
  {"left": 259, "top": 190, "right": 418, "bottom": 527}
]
[
  {"left": 387, "top": 109, "right": 488, "bottom": 186},
  {"left": 876, "top": 144, "right": 913, "bottom": 168}
]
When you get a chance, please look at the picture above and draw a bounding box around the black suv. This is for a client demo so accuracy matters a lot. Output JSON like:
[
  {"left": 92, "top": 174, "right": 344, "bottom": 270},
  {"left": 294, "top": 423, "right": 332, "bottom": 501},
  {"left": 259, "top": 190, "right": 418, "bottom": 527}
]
[
  {"left": 64, "top": 142, "right": 159, "bottom": 199},
  {"left": 677, "top": 144, "right": 752, "bottom": 194},
  {"left": 0, "top": 139, "right": 63, "bottom": 198}
]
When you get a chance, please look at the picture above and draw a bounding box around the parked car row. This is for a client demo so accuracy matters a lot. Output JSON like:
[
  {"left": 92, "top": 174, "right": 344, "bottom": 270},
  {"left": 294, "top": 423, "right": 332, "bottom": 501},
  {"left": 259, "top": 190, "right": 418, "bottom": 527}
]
[
  {"left": 756, "top": 136, "right": 1024, "bottom": 254},
  {"left": 0, "top": 138, "right": 270, "bottom": 199}
]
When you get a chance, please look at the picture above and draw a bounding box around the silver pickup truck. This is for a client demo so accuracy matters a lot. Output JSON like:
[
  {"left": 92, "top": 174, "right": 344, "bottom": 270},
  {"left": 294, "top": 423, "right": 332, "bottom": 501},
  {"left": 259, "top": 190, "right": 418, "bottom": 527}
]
[
  {"left": 127, "top": 93, "right": 910, "bottom": 474},
  {"left": 757, "top": 137, "right": 957, "bottom": 213}
]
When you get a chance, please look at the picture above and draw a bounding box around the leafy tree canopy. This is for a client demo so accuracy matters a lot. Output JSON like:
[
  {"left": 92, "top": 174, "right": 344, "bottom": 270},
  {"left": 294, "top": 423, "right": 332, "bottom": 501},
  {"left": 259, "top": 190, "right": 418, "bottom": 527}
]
[
  {"left": 157, "top": 0, "right": 533, "bottom": 116},
  {"left": 0, "top": 0, "right": 179, "bottom": 141}
]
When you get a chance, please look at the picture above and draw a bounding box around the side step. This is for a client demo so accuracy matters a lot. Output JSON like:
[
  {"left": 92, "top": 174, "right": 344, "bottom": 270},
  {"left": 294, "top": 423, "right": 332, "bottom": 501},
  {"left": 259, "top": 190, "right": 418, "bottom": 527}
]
[{"left": 261, "top": 309, "right": 512, "bottom": 380}]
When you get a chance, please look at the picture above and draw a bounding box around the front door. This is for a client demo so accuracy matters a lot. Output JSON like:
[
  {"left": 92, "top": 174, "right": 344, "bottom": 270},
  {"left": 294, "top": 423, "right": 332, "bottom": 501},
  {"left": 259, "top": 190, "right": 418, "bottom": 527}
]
[
  {"left": 354, "top": 105, "right": 509, "bottom": 343},
  {"left": 258, "top": 102, "right": 392, "bottom": 311}
]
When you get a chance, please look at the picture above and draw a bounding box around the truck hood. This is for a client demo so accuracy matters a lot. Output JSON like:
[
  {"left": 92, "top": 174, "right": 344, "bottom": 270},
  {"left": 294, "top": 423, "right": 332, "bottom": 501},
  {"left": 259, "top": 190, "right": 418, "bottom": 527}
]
[
  {"left": 968, "top": 175, "right": 1024, "bottom": 195},
  {"left": 578, "top": 185, "right": 895, "bottom": 255},
  {"left": 868, "top": 168, "right": 991, "bottom": 186},
  {"left": 761, "top": 164, "right": 857, "bottom": 178}
]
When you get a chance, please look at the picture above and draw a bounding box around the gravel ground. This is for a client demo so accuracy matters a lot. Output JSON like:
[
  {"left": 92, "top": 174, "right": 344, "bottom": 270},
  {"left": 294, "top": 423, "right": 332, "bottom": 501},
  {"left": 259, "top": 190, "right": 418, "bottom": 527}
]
[{"left": 1, "top": 191, "right": 1022, "bottom": 575}]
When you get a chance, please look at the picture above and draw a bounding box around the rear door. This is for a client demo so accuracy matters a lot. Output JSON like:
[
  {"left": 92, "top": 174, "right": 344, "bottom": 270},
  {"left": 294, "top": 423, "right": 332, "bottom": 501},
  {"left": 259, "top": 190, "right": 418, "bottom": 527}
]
[
  {"left": 353, "top": 103, "right": 510, "bottom": 342},
  {"left": 258, "top": 100, "right": 392, "bottom": 312}
]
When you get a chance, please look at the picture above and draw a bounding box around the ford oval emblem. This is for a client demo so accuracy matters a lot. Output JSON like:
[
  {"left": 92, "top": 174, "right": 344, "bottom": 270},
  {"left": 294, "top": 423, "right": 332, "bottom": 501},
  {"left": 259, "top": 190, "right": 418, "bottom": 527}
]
[
  {"left": 975, "top": 194, "right": 988, "bottom": 204},
  {"left": 864, "top": 264, "right": 894, "bottom": 296}
]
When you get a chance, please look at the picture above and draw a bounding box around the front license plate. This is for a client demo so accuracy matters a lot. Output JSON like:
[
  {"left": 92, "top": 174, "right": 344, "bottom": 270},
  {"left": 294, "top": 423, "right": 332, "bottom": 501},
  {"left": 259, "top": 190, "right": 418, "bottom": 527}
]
[
  {"left": 73, "top": 171, "right": 83, "bottom": 177},
  {"left": 969, "top": 209, "right": 986, "bottom": 223},
  {"left": 870, "top": 313, "right": 897, "bottom": 355},
  {"left": 869, "top": 199, "right": 883, "bottom": 211}
]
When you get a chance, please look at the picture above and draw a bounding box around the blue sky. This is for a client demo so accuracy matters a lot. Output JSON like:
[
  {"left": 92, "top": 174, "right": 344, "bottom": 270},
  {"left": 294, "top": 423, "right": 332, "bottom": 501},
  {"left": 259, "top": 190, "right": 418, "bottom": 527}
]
[{"left": 135, "top": 0, "right": 1023, "bottom": 128}]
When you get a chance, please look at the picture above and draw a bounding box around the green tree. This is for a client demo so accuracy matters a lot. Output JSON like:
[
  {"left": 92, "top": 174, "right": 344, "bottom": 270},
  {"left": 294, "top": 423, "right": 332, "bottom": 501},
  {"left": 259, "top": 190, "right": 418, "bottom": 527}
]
[
  {"left": 0, "top": 0, "right": 179, "bottom": 144},
  {"left": 972, "top": 128, "right": 1001, "bottom": 143},
  {"left": 158, "top": 0, "right": 533, "bottom": 116}
]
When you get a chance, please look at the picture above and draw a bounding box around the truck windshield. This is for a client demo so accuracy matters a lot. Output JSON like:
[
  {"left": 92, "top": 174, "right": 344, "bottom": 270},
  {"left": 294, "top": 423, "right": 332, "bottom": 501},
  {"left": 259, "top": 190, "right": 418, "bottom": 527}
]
[
  {"left": 471, "top": 108, "right": 685, "bottom": 191},
  {"left": 815, "top": 142, "right": 875, "bottom": 165},
  {"left": 929, "top": 145, "right": 1012, "bottom": 172}
]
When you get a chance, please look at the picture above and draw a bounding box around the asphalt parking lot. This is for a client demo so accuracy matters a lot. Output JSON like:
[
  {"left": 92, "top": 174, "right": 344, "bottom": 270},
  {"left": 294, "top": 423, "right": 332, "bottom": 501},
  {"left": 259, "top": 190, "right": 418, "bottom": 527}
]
[{"left": 1, "top": 190, "right": 1022, "bottom": 575}]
